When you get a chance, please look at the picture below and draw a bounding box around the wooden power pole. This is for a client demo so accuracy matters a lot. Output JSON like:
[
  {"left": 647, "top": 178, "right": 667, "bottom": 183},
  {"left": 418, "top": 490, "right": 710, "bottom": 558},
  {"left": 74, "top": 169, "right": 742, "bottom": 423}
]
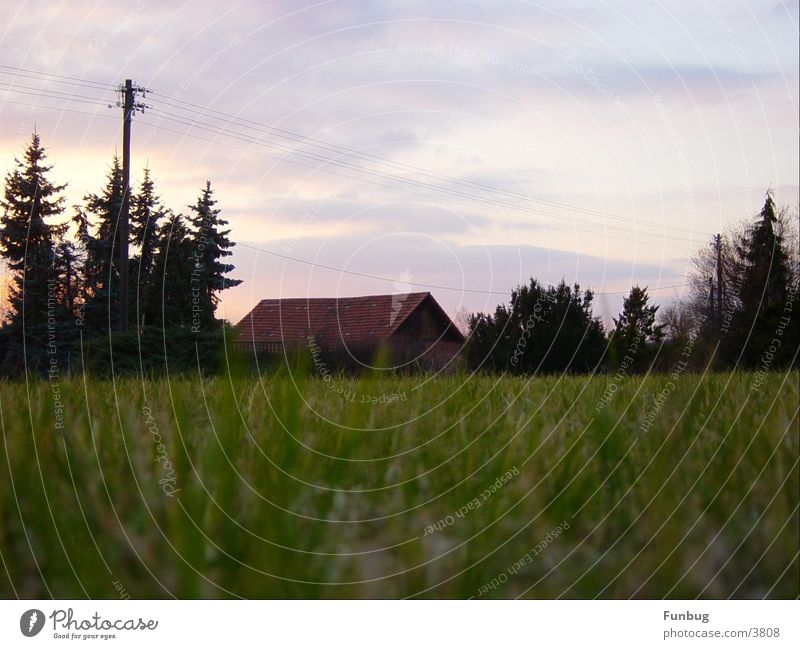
[
  {"left": 118, "top": 79, "right": 147, "bottom": 332},
  {"left": 715, "top": 233, "right": 723, "bottom": 328},
  {"left": 709, "top": 276, "right": 715, "bottom": 324}
]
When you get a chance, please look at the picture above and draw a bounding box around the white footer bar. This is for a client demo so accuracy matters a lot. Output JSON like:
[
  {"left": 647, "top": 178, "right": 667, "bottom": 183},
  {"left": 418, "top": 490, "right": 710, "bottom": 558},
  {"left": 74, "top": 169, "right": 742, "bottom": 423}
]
[{"left": 2, "top": 600, "right": 797, "bottom": 648}]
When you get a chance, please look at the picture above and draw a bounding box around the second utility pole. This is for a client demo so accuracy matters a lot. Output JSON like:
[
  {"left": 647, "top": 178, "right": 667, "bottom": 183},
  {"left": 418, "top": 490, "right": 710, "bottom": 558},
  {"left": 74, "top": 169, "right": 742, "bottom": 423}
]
[{"left": 715, "top": 233, "right": 723, "bottom": 329}]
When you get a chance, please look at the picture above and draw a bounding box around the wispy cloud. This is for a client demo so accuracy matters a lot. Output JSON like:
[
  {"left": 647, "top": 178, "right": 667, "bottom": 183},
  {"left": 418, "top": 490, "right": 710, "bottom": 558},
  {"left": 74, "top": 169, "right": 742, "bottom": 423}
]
[{"left": 1, "top": 0, "right": 796, "bottom": 322}]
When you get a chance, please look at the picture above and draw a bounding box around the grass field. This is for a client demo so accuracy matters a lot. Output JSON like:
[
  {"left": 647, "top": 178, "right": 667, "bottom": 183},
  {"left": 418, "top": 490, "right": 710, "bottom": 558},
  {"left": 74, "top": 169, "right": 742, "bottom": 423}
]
[{"left": 1, "top": 370, "right": 797, "bottom": 598}]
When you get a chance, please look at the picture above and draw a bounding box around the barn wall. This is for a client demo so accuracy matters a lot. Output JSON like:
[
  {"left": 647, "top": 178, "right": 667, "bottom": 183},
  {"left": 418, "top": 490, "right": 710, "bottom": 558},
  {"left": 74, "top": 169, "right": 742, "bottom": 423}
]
[
  {"left": 411, "top": 339, "right": 463, "bottom": 372},
  {"left": 393, "top": 300, "right": 462, "bottom": 341},
  {"left": 235, "top": 293, "right": 464, "bottom": 373}
]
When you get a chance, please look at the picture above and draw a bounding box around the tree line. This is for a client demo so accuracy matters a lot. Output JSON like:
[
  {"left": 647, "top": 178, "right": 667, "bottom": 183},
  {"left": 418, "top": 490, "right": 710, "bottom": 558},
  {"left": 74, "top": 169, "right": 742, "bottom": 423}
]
[
  {"left": 0, "top": 132, "right": 241, "bottom": 377},
  {"left": 466, "top": 192, "right": 799, "bottom": 374},
  {"left": 1, "top": 131, "right": 797, "bottom": 379}
]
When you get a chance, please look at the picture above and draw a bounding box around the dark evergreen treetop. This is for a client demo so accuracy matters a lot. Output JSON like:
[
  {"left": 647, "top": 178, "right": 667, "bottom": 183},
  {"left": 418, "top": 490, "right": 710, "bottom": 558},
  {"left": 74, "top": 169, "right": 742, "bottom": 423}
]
[
  {"left": 73, "top": 156, "right": 124, "bottom": 333},
  {"left": 466, "top": 278, "right": 607, "bottom": 374},
  {"left": 0, "top": 131, "right": 67, "bottom": 370},
  {"left": 611, "top": 285, "right": 664, "bottom": 372},
  {"left": 130, "top": 166, "right": 170, "bottom": 324},
  {"left": 0, "top": 137, "right": 248, "bottom": 376},
  {"left": 0, "top": 131, "right": 65, "bottom": 274},
  {"left": 187, "top": 181, "right": 241, "bottom": 328},
  {"left": 737, "top": 191, "right": 790, "bottom": 311},
  {"left": 144, "top": 213, "right": 194, "bottom": 329},
  {"left": 727, "top": 191, "right": 796, "bottom": 368},
  {"left": 131, "top": 166, "right": 167, "bottom": 284},
  {"left": 613, "top": 286, "right": 662, "bottom": 338}
]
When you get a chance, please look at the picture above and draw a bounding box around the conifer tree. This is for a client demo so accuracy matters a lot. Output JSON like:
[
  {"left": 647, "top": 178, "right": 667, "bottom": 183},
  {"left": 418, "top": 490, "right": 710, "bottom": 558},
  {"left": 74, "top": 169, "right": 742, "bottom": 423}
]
[
  {"left": 466, "top": 278, "right": 606, "bottom": 373},
  {"left": 186, "top": 181, "right": 241, "bottom": 330},
  {"left": 130, "top": 166, "right": 168, "bottom": 325},
  {"left": 144, "top": 213, "right": 194, "bottom": 329},
  {"left": 611, "top": 286, "right": 664, "bottom": 373},
  {"left": 728, "top": 191, "right": 794, "bottom": 367},
  {"left": 0, "top": 132, "right": 65, "bottom": 371},
  {"left": 74, "top": 156, "right": 124, "bottom": 333}
]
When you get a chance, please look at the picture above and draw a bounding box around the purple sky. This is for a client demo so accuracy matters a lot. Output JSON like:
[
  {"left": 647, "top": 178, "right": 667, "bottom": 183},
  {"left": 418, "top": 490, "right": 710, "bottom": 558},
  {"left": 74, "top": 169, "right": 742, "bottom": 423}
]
[{"left": 1, "top": 0, "right": 797, "bottom": 325}]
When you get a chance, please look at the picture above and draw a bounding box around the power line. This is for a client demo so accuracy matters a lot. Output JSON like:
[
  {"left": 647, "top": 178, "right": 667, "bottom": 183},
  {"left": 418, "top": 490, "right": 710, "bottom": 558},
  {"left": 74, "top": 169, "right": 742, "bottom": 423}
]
[
  {"left": 0, "top": 66, "right": 768, "bottom": 253},
  {"left": 2, "top": 68, "right": 790, "bottom": 299},
  {"left": 0, "top": 72, "right": 143, "bottom": 335},
  {"left": 0, "top": 68, "right": 707, "bottom": 301},
  {"left": 0, "top": 83, "right": 113, "bottom": 107},
  {"left": 0, "top": 69, "right": 117, "bottom": 94},
  {"left": 236, "top": 240, "right": 690, "bottom": 296},
  {"left": 144, "top": 106, "right": 704, "bottom": 245},
  {"left": 0, "top": 98, "right": 117, "bottom": 120},
  {"left": 149, "top": 92, "right": 711, "bottom": 238},
  {"left": 0, "top": 70, "right": 713, "bottom": 244},
  {"left": 0, "top": 69, "right": 778, "bottom": 247},
  {"left": 140, "top": 116, "right": 693, "bottom": 252},
  {"left": 0, "top": 64, "right": 116, "bottom": 91}
]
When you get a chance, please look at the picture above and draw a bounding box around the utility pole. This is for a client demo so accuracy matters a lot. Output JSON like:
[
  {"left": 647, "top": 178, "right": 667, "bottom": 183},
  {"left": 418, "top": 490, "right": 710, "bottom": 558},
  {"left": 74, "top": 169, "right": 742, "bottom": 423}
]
[
  {"left": 715, "top": 233, "right": 723, "bottom": 331},
  {"left": 709, "top": 276, "right": 715, "bottom": 324},
  {"left": 118, "top": 79, "right": 147, "bottom": 332}
]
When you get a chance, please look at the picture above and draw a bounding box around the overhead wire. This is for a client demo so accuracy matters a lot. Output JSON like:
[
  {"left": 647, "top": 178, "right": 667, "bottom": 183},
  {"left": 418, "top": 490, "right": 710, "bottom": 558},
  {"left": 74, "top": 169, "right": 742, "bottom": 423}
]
[
  {"left": 0, "top": 68, "right": 739, "bottom": 259},
  {"left": 144, "top": 105, "right": 705, "bottom": 245},
  {"left": 0, "top": 83, "right": 116, "bottom": 107},
  {"left": 149, "top": 90, "right": 710, "bottom": 237},
  {"left": 235, "top": 240, "right": 690, "bottom": 296},
  {"left": 140, "top": 115, "right": 694, "bottom": 252},
  {"left": 0, "top": 64, "right": 117, "bottom": 91},
  {"left": 0, "top": 69, "right": 715, "bottom": 244},
  {"left": 0, "top": 97, "right": 117, "bottom": 120}
]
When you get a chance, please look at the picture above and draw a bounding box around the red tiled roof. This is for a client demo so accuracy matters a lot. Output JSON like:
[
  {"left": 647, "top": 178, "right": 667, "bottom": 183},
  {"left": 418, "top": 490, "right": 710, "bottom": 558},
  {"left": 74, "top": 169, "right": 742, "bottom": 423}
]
[{"left": 235, "top": 292, "right": 444, "bottom": 348}]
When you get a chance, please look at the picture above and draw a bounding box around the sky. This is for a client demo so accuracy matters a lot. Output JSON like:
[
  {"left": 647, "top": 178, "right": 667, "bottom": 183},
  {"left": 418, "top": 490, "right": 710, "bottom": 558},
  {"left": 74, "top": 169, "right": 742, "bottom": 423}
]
[{"left": 1, "top": 0, "right": 798, "bottom": 325}]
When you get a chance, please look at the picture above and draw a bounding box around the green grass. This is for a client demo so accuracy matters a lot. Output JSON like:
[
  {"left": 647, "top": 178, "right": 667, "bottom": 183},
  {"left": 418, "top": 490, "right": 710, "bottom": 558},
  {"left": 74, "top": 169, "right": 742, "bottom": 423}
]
[{"left": 1, "top": 370, "right": 797, "bottom": 598}]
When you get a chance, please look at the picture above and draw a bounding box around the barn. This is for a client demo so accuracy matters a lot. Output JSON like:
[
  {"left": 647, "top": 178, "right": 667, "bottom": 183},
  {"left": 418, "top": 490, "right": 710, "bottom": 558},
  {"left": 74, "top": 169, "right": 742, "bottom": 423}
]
[{"left": 234, "top": 292, "right": 465, "bottom": 371}]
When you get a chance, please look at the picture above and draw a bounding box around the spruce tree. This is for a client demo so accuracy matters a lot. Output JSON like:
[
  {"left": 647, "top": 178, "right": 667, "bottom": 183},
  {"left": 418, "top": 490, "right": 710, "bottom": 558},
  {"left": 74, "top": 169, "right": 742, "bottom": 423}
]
[
  {"left": 0, "top": 132, "right": 66, "bottom": 372},
  {"left": 729, "top": 191, "right": 794, "bottom": 367},
  {"left": 611, "top": 286, "right": 664, "bottom": 373},
  {"left": 144, "top": 213, "right": 194, "bottom": 330},
  {"left": 186, "top": 181, "right": 241, "bottom": 330},
  {"left": 74, "top": 156, "right": 124, "bottom": 334},
  {"left": 130, "top": 166, "right": 168, "bottom": 326}
]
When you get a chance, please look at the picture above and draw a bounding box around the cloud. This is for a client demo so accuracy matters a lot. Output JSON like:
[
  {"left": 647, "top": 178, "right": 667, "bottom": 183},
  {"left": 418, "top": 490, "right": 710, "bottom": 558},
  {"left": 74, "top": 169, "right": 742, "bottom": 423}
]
[
  {"left": 1, "top": 0, "right": 796, "bottom": 320},
  {"left": 224, "top": 233, "right": 685, "bottom": 324}
]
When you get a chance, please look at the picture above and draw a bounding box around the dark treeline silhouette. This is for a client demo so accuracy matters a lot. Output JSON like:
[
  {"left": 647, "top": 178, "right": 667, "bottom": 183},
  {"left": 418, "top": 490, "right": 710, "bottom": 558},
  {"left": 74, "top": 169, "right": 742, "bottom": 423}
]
[
  {"left": 1, "top": 133, "right": 797, "bottom": 379},
  {"left": 466, "top": 279, "right": 606, "bottom": 374},
  {"left": 466, "top": 191, "right": 799, "bottom": 375},
  {"left": 0, "top": 132, "right": 240, "bottom": 377},
  {"left": 685, "top": 193, "right": 799, "bottom": 371}
]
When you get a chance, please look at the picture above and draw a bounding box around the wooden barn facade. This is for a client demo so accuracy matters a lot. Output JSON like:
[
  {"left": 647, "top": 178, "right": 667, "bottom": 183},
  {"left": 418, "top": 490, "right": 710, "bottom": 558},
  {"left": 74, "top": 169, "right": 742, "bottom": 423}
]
[{"left": 234, "top": 292, "right": 464, "bottom": 371}]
